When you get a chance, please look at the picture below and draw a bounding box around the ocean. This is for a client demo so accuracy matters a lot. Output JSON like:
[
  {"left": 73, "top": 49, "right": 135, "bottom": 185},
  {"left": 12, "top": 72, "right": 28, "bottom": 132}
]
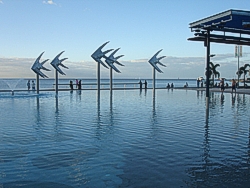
[{"left": 0, "top": 78, "right": 232, "bottom": 91}]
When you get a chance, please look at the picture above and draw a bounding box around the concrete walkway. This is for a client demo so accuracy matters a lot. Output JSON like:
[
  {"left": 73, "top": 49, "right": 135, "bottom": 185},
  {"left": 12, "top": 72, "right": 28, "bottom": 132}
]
[{"left": 176, "top": 87, "right": 250, "bottom": 95}]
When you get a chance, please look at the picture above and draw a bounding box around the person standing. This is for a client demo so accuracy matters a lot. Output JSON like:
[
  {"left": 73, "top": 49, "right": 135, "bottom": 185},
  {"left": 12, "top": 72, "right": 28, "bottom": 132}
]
[
  {"left": 32, "top": 80, "right": 35, "bottom": 90},
  {"left": 197, "top": 79, "right": 200, "bottom": 88},
  {"left": 76, "top": 79, "right": 78, "bottom": 89},
  {"left": 232, "top": 79, "right": 236, "bottom": 93},
  {"left": 78, "top": 80, "right": 82, "bottom": 90},
  {"left": 144, "top": 80, "right": 147, "bottom": 89},
  {"left": 70, "top": 80, "right": 73, "bottom": 90},
  {"left": 27, "top": 80, "right": 30, "bottom": 90},
  {"left": 139, "top": 80, "right": 142, "bottom": 90},
  {"left": 220, "top": 79, "right": 225, "bottom": 93}
]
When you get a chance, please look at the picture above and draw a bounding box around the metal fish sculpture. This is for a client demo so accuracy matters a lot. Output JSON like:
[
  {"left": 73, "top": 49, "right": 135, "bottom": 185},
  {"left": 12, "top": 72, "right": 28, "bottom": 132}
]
[
  {"left": 148, "top": 49, "right": 166, "bottom": 73},
  {"left": 105, "top": 48, "right": 124, "bottom": 73},
  {"left": 50, "top": 51, "right": 68, "bottom": 75},
  {"left": 91, "top": 41, "right": 113, "bottom": 69},
  {"left": 31, "top": 52, "right": 51, "bottom": 78}
]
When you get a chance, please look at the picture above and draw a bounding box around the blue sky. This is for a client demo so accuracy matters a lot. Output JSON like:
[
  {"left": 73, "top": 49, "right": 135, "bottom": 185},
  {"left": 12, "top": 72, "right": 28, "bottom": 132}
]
[{"left": 1, "top": 0, "right": 250, "bottom": 79}]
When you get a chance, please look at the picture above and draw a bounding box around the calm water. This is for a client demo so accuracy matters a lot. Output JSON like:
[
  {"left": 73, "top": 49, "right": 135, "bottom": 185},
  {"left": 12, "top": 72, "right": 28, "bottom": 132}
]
[{"left": 0, "top": 89, "right": 250, "bottom": 187}]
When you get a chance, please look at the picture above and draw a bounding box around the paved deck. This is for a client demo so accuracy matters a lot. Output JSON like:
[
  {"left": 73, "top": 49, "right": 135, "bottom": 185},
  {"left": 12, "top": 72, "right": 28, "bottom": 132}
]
[
  {"left": 1, "top": 87, "right": 250, "bottom": 95},
  {"left": 175, "top": 87, "right": 250, "bottom": 95}
]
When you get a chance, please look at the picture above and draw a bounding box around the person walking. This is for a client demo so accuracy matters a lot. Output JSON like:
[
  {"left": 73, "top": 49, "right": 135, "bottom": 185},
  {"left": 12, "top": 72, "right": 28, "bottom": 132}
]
[
  {"left": 27, "top": 80, "right": 30, "bottom": 90},
  {"left": 232, "top": 79, "right": 236, "bottom": 93}
]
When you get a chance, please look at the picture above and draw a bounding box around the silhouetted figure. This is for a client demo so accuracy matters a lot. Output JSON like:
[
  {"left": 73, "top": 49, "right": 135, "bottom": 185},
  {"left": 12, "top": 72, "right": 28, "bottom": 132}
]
[
  {"left": 144, "top": 80, "right": 147, "bottom": 89},
  {"left": 139, "top": 80, "right": 142, "bottom": 90},
  {"left": 70, "top": 80, "right": 73, "bottom": 90},
  {"left": 76, "top": 79, "right": 78, "bottom": 89},
  {"left": 32, "top": 80, "right": 35, "bottom": 90},
  {"left": 197, "top": 79, "right": 200, "bottom": 88},
  {"left": 201, "top": 81, "right": 203, "bottom": 87},
  {"left": 171, "top": 83, "right": 174, "bottom": 88},
  {"left": 220, "top": 79, "right": 225, "bottom": 93},
  {"left": 27, "top": 80, "right": 30, "bottom": 90},
  {"left": 232, "top": 79, "right": 236, "bottom": 93},
  {"left": 166, "top": 83, "right": 170, "bottom": 89},
  {"left": 78, "top": 80, "right": 81, "bottom": 90}
]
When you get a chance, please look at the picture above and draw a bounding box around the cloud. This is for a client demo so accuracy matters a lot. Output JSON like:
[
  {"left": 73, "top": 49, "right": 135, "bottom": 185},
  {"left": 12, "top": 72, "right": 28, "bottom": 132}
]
[
  {"left": 0, "top": 0, "right": 3, "bottom": 4},
  {"left": 43, "top": 0, "right": 56, "bottom": 5},
  {"left": 0, "top": 53, "right": 247, "bottom": 79}
]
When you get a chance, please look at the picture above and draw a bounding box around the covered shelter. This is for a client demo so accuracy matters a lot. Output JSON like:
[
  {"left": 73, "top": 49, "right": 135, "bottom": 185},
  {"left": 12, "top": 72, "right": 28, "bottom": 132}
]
[{"left": 188, "top": 9, "right": 250, "bottom": 108}]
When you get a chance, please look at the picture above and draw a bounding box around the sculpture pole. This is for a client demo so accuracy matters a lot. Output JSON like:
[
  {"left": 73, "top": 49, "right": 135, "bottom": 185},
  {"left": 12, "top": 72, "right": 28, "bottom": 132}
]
[
  {"left": 153, "top": 68, "right": 156, "bottom": 97},
  {"left": 97, "top": 63, "right": 100, "bottom": 97},
  {"left": 50, "top": 51, "right": 68, "bottom": 95},
  {"left": 110, "top": 68, "right": 113, "bottom": 94},
  {"left": 31, "top": 52, "right": 50, "bottom": 94},
  {"left": 91, "top": 42, "right": 113, "bottom": 98},
  {"left": 148, "top": 49, "right": 166, "bottom": 97},
  {"left": 36, "top": 74, "right": 39, "bottom": 94},
  {"left": 55, "top": 70, "right": 58, "bottom": 94}
]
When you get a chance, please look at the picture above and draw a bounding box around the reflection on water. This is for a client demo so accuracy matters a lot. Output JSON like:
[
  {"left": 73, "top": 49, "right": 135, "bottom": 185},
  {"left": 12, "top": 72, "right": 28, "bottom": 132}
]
[{"left": 0, "top": 90, "right": 250, "bottom": 187}]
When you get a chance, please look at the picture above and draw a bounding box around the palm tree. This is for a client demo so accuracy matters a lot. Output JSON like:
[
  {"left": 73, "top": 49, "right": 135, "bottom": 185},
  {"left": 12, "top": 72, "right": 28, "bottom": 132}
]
[
  {"left": 205, "top": 62, "right": 220, "bottom": 87},
  {"left": 237, "top": 64, "right": 250, "bottom": 87},
  {"left": 205, "top": 66, "right": 212, "bottom": 86},
  {"left": 210, "top": 62, "right": 220, "bottom": 86}
]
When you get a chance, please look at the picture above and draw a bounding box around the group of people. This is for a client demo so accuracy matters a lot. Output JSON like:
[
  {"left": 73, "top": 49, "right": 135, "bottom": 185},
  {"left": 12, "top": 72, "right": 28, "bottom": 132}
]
[
  {"left": 70, "top": 79, "right": 81, "bottom": 90},
  {"left": 219, "top": 79, "right": 237, "bottom": 94},
  {"left": 27, "top": 80, "right": 35, "bottom": 90},
  {"left": 139, "top": 80, "right": 147, "bottom": 90},
  {"left": 166, "top": 83, "right": 174, "bottom": 89}
]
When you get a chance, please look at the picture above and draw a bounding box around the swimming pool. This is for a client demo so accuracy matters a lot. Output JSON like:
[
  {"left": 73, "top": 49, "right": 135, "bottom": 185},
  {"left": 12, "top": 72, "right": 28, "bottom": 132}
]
[{"left": 0, "top": 89, "right": 249, "bottom": 187}]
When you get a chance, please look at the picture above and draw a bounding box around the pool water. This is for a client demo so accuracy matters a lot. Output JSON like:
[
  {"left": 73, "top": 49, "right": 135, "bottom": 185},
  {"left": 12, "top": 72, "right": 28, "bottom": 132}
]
[{"left": 0, "top": 89, "right": 249, "bottom": 187}]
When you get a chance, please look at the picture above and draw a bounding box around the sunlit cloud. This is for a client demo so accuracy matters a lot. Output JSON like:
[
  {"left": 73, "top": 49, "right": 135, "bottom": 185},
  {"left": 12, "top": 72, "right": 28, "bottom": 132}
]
[{"left": 43, "top": 0, "right": 56, "bottom": 5}]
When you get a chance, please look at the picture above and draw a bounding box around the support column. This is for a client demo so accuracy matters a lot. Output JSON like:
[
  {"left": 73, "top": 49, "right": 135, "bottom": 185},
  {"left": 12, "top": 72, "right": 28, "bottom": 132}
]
[
  {"left": 55, "top": 70, "right": 58, "bottom": 95},
  {"left": 97, "top": 63, "right": 100, "bottom": 98},
  {"left": 205, "top": 30, "right": 210, "bottom": 109},
  {"left": 36, "top": 74, "right": 39, "bottom": 94},
  {"left": 237, "top": 48, "right": 240, "bottom": 88},
  {"left": 110, "top": 68, "right": 113, "bottom": 96},
  {"left": 153, "top": 68, "right": 156, "bottom": 98}
]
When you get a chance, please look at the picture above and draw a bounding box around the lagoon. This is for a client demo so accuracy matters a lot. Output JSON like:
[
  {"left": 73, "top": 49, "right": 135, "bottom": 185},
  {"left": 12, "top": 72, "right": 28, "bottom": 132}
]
[{"left": 0, "top": 88, "right": 250, "bottom": 187}]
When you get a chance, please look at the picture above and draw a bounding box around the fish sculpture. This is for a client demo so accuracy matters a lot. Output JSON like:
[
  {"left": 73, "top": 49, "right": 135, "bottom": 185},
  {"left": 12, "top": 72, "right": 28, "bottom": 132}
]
[
  {"left": 148, "top": 49, "right": 166, "bottom": 73},
  {"left": 31, "top": 52, "right": 51, "bottom": 78},
  {"left": 105, "top": 48, "right": 124, "bottom": 73},
  {"left": 50, "top": 51, "right": 68, "bottom": 75},
  {"left": 91, "top": 41, "right": 113, "bottom": 69}
]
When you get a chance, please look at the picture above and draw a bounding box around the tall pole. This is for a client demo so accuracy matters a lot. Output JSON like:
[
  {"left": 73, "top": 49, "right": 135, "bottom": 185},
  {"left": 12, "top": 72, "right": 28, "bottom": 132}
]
[
  {"left": 36, "top": 74, "right": 39, "bottom": 94},
  {"left": 97, "top": 63, "right": 100, "bottom": 97},
  {"left": 55, "top": 70, "right": 58, "bottom": 95},
  {"left": 153, "top": 68, "right": 156, "bottom": 98},
  {"left": 237, "top": 46, "right": 240, "bottom": 88},
  {"left": 110, "top": 68, "right": 113, "bottom": 110},
  {"left": 110, "top": 68, "right": 113, "bottom": 95},
  {"left": 206, "top": 30, "right": 210, "bottom": 109}
]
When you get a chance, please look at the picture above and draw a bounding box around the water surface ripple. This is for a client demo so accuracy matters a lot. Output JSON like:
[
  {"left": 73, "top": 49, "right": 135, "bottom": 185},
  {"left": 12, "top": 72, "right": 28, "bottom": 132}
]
[{"left": 0, "top": 90, "right": 250, "bottom": 187}]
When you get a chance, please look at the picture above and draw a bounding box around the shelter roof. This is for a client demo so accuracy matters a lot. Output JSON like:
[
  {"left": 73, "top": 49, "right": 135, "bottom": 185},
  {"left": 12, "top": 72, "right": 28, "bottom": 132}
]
[{"left": 188, "top": 9, "right": 250, "bottom": 45}]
